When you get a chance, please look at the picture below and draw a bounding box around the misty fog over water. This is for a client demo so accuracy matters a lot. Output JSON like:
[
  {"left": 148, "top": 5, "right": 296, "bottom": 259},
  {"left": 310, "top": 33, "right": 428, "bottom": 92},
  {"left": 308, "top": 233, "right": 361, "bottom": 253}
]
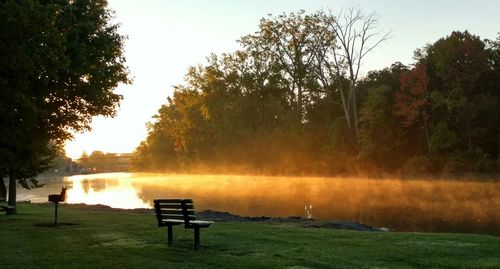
[{"left": 16, "top": 173, "right": 500, "bottom": 235}]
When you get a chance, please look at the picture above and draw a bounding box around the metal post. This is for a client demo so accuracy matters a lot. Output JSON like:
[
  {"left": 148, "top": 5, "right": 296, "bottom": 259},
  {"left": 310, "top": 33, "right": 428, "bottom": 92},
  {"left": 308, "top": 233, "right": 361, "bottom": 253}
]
[
  {"left": 54, "top": 202, "right": 58, "bottom": 226},
  {"left": 167, "top": 225, "right": 173, "bottom": 247}
]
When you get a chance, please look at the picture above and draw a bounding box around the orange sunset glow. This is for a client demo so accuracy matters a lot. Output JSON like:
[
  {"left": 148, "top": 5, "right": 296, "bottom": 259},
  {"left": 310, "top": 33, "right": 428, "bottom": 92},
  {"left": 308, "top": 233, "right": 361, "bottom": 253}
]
[{"left": 2, "top": 0, "right": 500, "bottom": 268}]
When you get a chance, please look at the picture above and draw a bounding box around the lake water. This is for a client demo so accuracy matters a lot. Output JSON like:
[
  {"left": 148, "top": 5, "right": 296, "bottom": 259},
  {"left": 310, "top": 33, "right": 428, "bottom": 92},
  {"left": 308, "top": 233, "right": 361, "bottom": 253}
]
[{"left": 15, "top": 172, "right": 500, "bottom": 235}]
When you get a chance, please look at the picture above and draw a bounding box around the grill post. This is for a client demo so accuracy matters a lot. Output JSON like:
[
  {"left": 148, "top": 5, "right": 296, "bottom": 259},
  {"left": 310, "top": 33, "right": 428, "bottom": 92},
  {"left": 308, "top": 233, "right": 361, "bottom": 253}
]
[
  {"left": 54, "top": 202, "right": 58, "bottom": 226},
  {"left": 48, "top": 187, "right": 66, "bottom": 226}
]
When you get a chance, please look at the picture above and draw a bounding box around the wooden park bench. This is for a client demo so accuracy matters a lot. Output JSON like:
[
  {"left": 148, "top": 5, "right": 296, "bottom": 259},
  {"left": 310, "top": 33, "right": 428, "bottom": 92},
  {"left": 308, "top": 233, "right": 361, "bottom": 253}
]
[{"left": 154, "top": 199, "right": 213, "bottom": 251}]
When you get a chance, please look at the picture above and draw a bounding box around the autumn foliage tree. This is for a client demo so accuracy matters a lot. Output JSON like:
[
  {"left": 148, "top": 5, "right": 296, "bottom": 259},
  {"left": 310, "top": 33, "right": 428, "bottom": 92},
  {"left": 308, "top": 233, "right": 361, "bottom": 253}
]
[{"left": 394, "top": 64, "right": 430, "bottom": 151}]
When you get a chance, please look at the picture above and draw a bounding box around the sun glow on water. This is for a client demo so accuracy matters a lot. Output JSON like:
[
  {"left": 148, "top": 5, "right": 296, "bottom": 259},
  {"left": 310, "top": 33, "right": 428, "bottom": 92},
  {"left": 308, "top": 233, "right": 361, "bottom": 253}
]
[{"left": 65, "top": 173, "right": 150, "bottom": 209}]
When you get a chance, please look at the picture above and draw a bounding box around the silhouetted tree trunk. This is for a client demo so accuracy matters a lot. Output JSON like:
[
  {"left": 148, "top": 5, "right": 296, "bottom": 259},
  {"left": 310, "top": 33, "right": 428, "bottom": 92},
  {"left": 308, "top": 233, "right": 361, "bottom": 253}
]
[
  {"left": 7, "top": 169, "right": 17, "bottom": 215},
  {"left": 425, "top": 122, "right": 431, "bottom": 153},
  {"left": 0, "top": 176, "right": 6, "bottom": 200},
  {"left": 350, "top": 82, "right": 359, "bottom": 142}
]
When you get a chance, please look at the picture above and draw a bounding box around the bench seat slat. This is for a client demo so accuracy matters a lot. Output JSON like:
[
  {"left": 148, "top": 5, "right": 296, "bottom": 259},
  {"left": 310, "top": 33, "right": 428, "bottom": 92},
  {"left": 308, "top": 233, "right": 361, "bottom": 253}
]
[
  {"left": 158, "top": 219, "right": 184, "bottom": 227},
  {"left": 190, "top": 220, "right": 214, "bottom": 225},
  {"left": 187, "top": 220, "right": 213, "bottom": 228},
  {"left": 163, "top": 219, "right": 184, "bottom": 223}
]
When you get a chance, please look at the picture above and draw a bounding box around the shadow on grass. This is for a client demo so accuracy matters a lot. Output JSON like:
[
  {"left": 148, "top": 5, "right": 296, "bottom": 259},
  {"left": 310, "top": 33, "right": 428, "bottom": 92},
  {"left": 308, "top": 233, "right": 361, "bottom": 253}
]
[
  {"left": 0, "top": 218, "right": 23, "bottom": 223},
  {"left": 35, "top": 222, "right": 80, "bottom": 228}
]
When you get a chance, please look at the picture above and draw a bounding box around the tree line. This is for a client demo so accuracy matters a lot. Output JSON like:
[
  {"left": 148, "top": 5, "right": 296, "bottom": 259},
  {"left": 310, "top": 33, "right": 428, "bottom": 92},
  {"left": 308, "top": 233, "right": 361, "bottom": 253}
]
[
  {"left": 133, "top": 9, "right": 500, "bottom": 176},
  {"left": 79, "top": 151, "right": 132, "bottom": 173}
]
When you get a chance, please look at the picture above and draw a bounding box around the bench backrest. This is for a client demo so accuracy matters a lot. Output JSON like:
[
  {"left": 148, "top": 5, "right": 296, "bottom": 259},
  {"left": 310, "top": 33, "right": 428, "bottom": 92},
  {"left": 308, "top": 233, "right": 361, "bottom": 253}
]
[{"left": 154, "top": 199, "right": 196, "bottom": 228}]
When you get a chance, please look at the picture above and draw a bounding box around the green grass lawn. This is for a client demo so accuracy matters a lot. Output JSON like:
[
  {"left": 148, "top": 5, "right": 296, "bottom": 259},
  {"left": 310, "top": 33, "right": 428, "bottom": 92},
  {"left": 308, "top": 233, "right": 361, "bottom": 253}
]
[{"left": 0, "top": 203, "right": 499, "bottom": 269}]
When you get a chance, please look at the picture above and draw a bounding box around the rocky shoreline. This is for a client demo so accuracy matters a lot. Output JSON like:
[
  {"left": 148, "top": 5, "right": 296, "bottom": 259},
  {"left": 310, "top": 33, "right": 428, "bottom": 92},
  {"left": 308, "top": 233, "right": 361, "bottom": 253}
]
[
  {"left": 54, "top": 203, "right": 389, "bottom": 232},
  {"left": 196, "top": 210, "right": 390, "bottom": 232}
]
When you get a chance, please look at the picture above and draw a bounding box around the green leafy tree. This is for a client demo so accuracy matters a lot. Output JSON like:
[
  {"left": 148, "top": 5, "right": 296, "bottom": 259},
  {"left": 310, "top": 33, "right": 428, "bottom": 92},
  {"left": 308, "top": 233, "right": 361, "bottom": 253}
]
[
  {"left": 359, "top": 84, "right": 404, "bottom": 170},
  {"left": 0, "top": 0, "right": 130, "bottom": 213},
  {"left": 239, "top": 10, "right": 324, "bottom": 123},
  {"left": 412, "top": 31, "right": 499, "bottom": 171}
]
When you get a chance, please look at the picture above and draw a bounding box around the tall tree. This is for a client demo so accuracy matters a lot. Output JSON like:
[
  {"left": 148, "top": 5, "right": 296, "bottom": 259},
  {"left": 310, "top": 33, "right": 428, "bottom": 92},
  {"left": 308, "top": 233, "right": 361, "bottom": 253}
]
[
  {"left": 357, "top": 63, "right": 407, "bottom": 169},
  {"left": 424, "top": 32, "right": 492, "bottom": 153},
  {"left": 319, "top": 7, "right": 390, "bottom": 144},
  {"left": 0, "top": 0, "right": 130, "bottom": 213},
  {"left": 411, "top": 31, "right": 499, "bottom": 171},
  {"left": 239, "top": 10, "right": 324, "bottom": 123},
  {"left": 359, "top": 85, "right": 399, "bottom": 168},
  {"left": 394, "top": 64, "right": 431, "bottom": 151}
]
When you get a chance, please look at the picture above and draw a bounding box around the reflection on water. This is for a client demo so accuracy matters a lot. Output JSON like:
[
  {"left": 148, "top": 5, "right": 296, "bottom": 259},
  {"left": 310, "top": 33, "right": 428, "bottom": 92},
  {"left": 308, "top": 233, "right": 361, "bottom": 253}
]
[
  {"left": 80, "top": 177, "right": 119, "bottom": 193},
  {"left": 17, "top": 173, "right": 500, "bottom": 235},
  {"left": 67, "top": 174, "right": 149, "bottom": 209}
]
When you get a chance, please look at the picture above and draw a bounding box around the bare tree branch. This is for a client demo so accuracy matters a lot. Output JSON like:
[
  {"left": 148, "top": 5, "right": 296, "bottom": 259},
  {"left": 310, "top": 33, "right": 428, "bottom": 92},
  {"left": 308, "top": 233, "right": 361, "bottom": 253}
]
[{"left": 319, "top": 6, "right": 390, "bottom": 144}]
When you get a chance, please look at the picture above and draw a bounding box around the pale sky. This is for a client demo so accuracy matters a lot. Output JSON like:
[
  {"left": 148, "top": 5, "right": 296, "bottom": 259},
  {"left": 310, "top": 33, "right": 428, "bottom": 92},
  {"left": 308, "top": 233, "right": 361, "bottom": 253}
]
[{"left": 64, "top": 0, "right": 500, "bottom": 159}]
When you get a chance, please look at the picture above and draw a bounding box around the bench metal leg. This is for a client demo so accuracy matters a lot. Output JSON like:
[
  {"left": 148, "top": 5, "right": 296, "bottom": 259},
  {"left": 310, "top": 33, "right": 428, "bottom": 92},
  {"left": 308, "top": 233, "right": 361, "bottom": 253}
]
[
  {"left": 167, "top": 225, "right": 173, "bottom": 247},
  {"left": 194, "top": 227, "right": 200, "bottom": 251}
]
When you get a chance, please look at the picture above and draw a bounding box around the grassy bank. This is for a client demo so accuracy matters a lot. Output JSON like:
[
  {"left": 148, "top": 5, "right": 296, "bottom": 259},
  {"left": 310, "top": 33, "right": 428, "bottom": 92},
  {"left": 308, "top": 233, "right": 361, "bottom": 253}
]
[{"left": 0, "top": 203, "right": 499, "bottom": 268}]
